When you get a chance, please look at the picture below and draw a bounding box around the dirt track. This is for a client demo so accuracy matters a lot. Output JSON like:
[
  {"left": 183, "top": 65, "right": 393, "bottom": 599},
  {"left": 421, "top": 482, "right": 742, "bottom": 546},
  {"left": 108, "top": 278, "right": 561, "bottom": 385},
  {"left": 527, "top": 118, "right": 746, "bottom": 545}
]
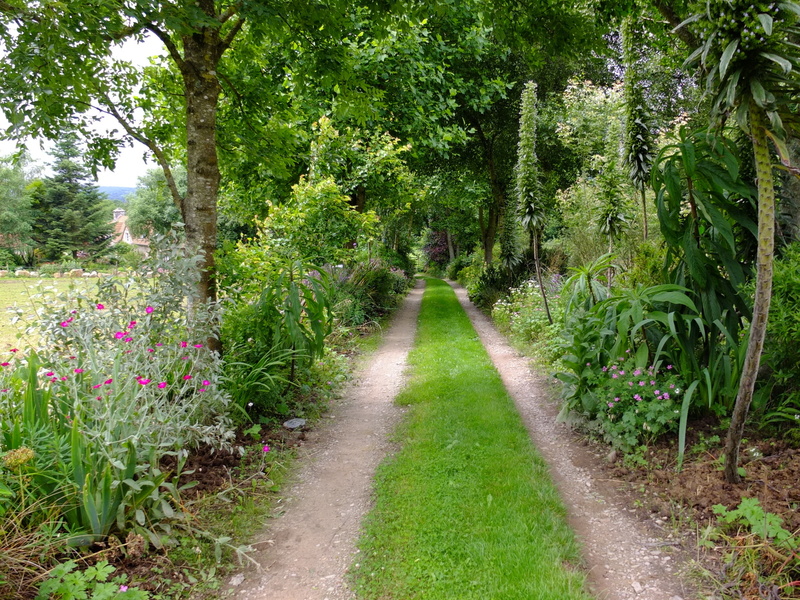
[{"left": 226, "top": 279, "right": 695, "bottom": 600}]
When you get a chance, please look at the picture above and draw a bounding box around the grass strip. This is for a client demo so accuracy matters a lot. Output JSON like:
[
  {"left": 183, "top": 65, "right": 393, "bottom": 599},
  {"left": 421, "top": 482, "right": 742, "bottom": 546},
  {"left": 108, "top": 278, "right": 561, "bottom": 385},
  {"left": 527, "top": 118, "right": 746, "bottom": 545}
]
[{"left": 350, "top": 278, "right": 592, "bottom": 600}]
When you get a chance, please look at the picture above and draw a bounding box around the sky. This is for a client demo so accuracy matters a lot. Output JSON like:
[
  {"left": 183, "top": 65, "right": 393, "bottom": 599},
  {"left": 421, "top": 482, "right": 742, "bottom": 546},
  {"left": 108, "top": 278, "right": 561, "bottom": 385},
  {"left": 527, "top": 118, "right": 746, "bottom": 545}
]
[{"left": 0, "top": 35, "right": 166, "bottom": 189}]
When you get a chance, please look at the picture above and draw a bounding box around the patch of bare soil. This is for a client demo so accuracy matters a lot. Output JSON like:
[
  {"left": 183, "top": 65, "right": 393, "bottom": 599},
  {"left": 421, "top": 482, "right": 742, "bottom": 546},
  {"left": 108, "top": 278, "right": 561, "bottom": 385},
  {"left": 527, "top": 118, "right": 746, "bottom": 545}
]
[
  {"left": 223, "top": 280, "right": 424, "bottom": 600},
  {"left": 448, "top": 280, "right": 696, "bottom": 600}
]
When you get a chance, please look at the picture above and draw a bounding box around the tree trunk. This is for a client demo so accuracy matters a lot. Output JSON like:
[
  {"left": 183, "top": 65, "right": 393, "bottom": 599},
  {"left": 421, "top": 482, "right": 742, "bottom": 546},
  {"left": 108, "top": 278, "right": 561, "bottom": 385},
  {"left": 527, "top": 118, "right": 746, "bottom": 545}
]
[
  {"left": 532, "top": 230, "right": 552, "bottom": 324},
  {"left": 723, "top": 104, "right": 776, "bottom": 483},
  {"left": 446, "top": 230, "right": 455, "bottom": 262},
  {"left": 641, "top": 188, "right": 648, "bottom": 241},
  {"left": 181, "top": 28, "right": 223, "bottom": 353}
]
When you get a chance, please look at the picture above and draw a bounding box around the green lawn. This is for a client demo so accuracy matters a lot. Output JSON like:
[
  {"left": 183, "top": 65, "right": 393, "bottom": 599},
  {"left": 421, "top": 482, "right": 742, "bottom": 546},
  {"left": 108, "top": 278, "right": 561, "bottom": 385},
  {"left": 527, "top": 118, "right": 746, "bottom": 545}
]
[
  {"left": 0, "top": 278, "right": 90, "bottom": 351},
  {"left": 350, "top": 278, "right": 592, "bottom": 600}
]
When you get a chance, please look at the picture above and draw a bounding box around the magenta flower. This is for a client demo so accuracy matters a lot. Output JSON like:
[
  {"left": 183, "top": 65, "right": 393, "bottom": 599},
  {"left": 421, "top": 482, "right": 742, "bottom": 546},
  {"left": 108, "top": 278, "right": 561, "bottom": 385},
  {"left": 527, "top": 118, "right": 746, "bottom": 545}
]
[
  {"left": 666, "top": 364, "right": 673, "bottom": 370},
  {"left": 10, "top": 348, "right": 18, "bottom": 352},
  {"left": 138, "top": 379, "right": 151, "bottom": 385},
  {"left": 129, "top": 321, "right": 137, "bottom": 328},
  {"left": 147, "top": 348, "right": 154, "bottom": 353},
  {"left": 607, "top": 402, "right": 614, "bottom": 407},
  {"left": 193, "top": 344, "right": 203, "bottom": 348},
  {"left": 654, "top": 389, "right": 661, "bottom": 395},
  {"left": 202, "top": 380, "right": 210, "bottom": 386},
  {"left": 92, "top": 384, "right": 102, "bottom": 389},
  {"left": 181, "top": 356, "right": 189, "bottom": 360},
  {"left": 74, "top": 368, "right": 84, "bottom": 374},
  {"left": 639, "top": 381, "right": 645, "bottom": 386},
  {"left": 0, "top": 362, "right": 9, "bottom": 367},
  {"left": 669, "top": 384, "right": 675, "bottom": 389},
  {"left": 96, "top": 303, "right": 104, "bottom": 310},
  {"left": 198, "top": 387, "right": 206, "bottom": 393},
  {"left": 156, "top": 343, "right": 163, "bottom": 347},
  {"left": 628, "top": 381, "right": 634, "bottom": 386},
  {"left": 158, "top": 381, "right": 168, "bottom": 389},
  {"left": 115, "top": 332, "right": 125, "bottom": 339},
  {"left": 634, "top": 394, "right": 642, "bottom": 401},
  {"left": 60, "top": 321, "right": 69, "bottom": 327},
  {"left": 663, "top": 393, "right": 670, "bottom": 399},
  {"left": 633, "top": 369, "right": 641, "bottom": 376},
  {"left": 183, "top": 375, "right": 192, "bottom": 380},
  {"left": 614, "top": 397, "right": 620, "bottom": 402},
  {"left": 611, "top": 374, "right": 618, "bottom": 379},
  {"left": 650, "top": 380, "right": 656, "bottom": 385},
  {"left": 124, "top": 337, "right": 132, "bottom": 343},
  {"left": 60, "top": 376, "right": 67, "bottom": 381},
  {"left": 263, "top": 445, "right": 270, "bottom": 453},
  {"left": 145, "top": 306, "right": 154, "bottom": 314},
  {"left": 104, "top": 378, "right": 113, "bottom": 385},
  {"left": 619, "top": 371, "right": 625, "bottom": 375},
  {"left": 180, "top": 341, "right": 188, "bottom": 348},
  {"left": 45, "top": 371, "right": 54, "bottom": 376},
  {"left": 120, "top": 586, "right": 128, "bottom": 592},
  {"left": 602, "top": 366, "right": 608, "bottom": 372}
]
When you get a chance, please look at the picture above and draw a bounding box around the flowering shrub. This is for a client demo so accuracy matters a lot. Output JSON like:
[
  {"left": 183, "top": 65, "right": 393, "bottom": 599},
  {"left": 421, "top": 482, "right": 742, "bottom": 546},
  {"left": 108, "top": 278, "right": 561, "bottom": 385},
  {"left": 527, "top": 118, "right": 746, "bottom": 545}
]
[
  {"left": 593, "top": 356, "right": 686, "bottom": 451},
  {"left": 0, "top": 236, "right": 234, "bottom": 548},
  {"left": 492, "top": 275, "right": 565, "bottom": 363}
]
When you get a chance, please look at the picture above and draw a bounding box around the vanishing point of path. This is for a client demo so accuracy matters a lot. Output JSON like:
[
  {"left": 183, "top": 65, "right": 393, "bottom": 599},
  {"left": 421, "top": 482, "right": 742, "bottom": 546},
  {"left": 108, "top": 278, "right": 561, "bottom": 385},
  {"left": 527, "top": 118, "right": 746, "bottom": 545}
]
[{"left": 227, "top": 279, "right": 694, "bottom": 600}]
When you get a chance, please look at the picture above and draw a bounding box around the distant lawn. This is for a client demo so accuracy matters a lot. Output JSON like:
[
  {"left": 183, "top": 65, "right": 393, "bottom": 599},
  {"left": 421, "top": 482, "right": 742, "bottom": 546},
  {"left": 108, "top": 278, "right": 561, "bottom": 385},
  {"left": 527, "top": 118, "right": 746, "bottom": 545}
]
[
  {"left": 0, "top": 278, "right": 91, "bottom": 351},
  {"left": 350, "top": 278, "right": 591, "bottom": 600}
]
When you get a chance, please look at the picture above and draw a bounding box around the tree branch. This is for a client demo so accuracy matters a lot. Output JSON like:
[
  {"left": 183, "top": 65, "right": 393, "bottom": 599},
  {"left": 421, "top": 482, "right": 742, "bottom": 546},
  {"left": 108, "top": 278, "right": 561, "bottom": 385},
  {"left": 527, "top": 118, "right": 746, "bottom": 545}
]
[
  {"left": 145, "top": 23, "right": 184, "bottom": 69},
  {"left": 96, "top": 96, "right": 185, "bottom": 214},
  {"left": 653, "top": 0, "right": 699, "bottom": 48},
  {"left": 221, "top": 16, "right": 244, "bottom": 52},
  {"left": 218, "top": 2, "right": 241, "bottom": 24}
]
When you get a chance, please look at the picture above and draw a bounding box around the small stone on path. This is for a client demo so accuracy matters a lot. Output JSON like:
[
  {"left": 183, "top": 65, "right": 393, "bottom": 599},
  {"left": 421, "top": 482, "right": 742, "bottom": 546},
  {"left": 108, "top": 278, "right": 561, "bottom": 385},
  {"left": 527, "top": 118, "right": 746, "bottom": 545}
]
[{"left": 283, "top": 418, "right": 306, "bottom": 430}]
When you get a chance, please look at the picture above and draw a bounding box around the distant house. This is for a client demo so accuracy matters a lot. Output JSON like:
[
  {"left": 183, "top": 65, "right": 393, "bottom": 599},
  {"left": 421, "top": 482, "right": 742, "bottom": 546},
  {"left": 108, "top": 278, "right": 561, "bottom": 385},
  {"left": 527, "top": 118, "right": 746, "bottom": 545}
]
[{"left": 111, "top": 209, "right": 149, "bottom": 255}]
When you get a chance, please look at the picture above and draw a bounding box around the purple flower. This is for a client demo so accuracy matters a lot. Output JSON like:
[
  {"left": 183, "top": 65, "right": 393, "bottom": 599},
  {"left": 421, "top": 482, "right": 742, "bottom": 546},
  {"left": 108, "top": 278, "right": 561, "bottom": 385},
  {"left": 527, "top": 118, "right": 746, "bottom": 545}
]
[
  {"left": 183, "top": 375, "right": 192, "bottom": 380},
  {"left": 138, "top": 379, "right": 151, "bottom": 385},
  {"left": 115, "top": 332, "right": 125, "bottom": 339},
  {"left": 639, "top": 381, "right": 646, "bottom": 386},
  {"left": 202, "top": 380, "right": 210, "bottom": 386},
  {"left": 73, "top": 368, "right": 84, "bottom": 374},
  {"left": 158, "top": 381, "right": 168, "bottom": 389},
  {"left": 180, "top": 341, "right": 188, "bottom": 348},
  {"left": 145, "top": 306, "right": 154, "bottom": 314},
  {"left": 96, "top": 303, "right": 105, "bottom": 310},
  {"left": 611, "top": 374, "right": 618, "bottom": 379},
  {"left": 193, "top": 344, "right": 203, "bottom": 348},
  {"left": 263, "top": 445, "right": 270, "bottom": 453}
]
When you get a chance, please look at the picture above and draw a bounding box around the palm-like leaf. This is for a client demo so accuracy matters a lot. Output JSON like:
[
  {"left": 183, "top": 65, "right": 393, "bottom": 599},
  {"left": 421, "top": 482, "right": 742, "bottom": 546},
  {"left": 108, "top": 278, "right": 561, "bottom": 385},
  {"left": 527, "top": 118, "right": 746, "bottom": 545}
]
[{"left": 682, "top": 0, "right": 800, "bottom": 483}]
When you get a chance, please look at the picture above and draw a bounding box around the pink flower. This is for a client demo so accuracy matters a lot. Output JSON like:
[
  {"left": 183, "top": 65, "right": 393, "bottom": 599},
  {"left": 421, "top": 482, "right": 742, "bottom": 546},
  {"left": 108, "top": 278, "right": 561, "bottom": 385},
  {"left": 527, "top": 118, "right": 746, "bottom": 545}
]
[
  {"left": 10, "top": 348, "right": 18, "bottom": 353},
  {"left": 639, "top": 381, "right": 645, "bottom": 386},
  {"left": 129, "top": 321, "right": 137, "bottom": 328},
  {"left": 633, "top": 369, "right": 641, "bottom": 376},
  {"left": 611, "top": 374, "right": 618, "bottom": 379},
  {"left": 1, "top": 362, "right": 9, "bottom": 367},
  {"left": 666, "top": 364, "right": 673, "bottom": 370},
  {"left": 45, "top": 371, "right": 54, "bottom": 376},
  {"left": 650, "top": 380, "right": 656, "bottom": 385},
  {"left": 614, "top": 397, "right": 620, "bottom": 402},
  {"left": 181, "top": 356, "right": 189, "bottom": 360},
  {"left": 586, "top": 362, "right": 591, "bottom": 367},
  {"left": 96, "top": 303, "right": 104, "bottom": 310},
  {"left": 193, "top": 344, "right": 203, "bottom": 348},
  {"left": 92, "top": 384, "right": 102, "bottom": 389},
  {"left": 634, "top": 394, "right": 642, "bottom": 401},
  {"left": 145, "top": 306, "right": 153, "bottom": 314},
  {"left": 158, "top": 381, "right": 167, "bottom": 388},
  {"left": 60, "top": 376, "right": 67, "bottom": 381},
  {"left": 96, "top": 396, "right": 102, "bottom": 400},
  {"left": 602, "top": 366, "right": 608, "bottom": 372},
  {"left": 104, "top": 378, "right": 113, "bottom": 385},
  {"left": 198, "top": 387, "right": 206, "bottom": 393},
  {"left": 183, "top": 374, "right": 192, "bottom": 380},
  {"left": 147, "top": 348, "right": 154, "bottom": 353},
  {"left": 619, "top": 371, "right": 625, "bottom": 375},
  {"left": 138, "top": 379, "right": 151, "bottom": 385},
  {"left": 74, "top": 368, "right": 84, "bottom": 374},
  {"left": 628, "top": 381, "right": 634, "bottom": 386},
  {"left": 263, "top": 445, "right": 270, "bottom": 453},
  {"left": 180, "top": 341, "right": 188, "bottom": 348},
  {"left": 654, "top": 389, "right": 661, "bottom": 395},
  {"left": 115, "top": 332, "right": 125, "bottom": 339},
  {"left": 663, "top": 393, "right": 670, "bottom": 399},
  {"left": 60, "top": 321, "right": 69, "bottom": 328},
  {"left": 202, "top": 380, "right": 210, "bottom": 386},
  {"left": 120, "top": 585, "right": 128, "bottom": 592},
  {"left": 124, "top": 337, "right": 132, "bottom": 343},
  {"left": 607, "top": 402, "right": 614, "bottom": 407},
  {"left": 156, "top": 343, "right": 163, "bottom": 347}
]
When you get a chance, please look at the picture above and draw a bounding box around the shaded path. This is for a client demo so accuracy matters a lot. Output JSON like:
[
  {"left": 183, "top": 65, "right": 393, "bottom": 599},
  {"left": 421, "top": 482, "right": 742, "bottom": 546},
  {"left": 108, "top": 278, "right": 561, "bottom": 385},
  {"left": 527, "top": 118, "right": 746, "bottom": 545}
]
[
  {"left": 228, "top": 281, "right": 424, "bottom": 600},
  {"left": 449, "top": 280, "right": 694, "bottom": 600}
]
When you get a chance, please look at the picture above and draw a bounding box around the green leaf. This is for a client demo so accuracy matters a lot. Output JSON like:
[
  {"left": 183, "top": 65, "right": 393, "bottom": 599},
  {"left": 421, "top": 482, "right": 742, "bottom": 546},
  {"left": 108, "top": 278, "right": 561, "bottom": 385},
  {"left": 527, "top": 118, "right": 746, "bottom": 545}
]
[
  {"left": 677, "top": 379, "right": 701, "bottom": 470},
  {"left": 758, "top": 13, "right": 774, "bottom": 36},
  {"left": 760, "top": 52, "right": 792, "bottom": 74},
  {"left": 719, "top": 39, "right": 739, "bottom": 80},
  {"left": 750, "top": 79, "right": 767, "bottom": 105}
]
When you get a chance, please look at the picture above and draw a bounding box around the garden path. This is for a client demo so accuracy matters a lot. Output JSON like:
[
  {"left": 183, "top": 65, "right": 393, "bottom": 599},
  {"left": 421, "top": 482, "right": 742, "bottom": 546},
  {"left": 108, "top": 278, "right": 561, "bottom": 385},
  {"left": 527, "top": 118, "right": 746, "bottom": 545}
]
[{"left": 226, "top": 278, "right": 696, "bottom": 600}]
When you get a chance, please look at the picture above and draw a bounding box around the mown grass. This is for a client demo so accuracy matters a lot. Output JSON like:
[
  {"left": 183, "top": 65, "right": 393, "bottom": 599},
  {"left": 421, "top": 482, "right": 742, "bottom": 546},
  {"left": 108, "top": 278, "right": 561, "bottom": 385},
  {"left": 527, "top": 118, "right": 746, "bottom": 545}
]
[
  {"left": 350, "top": 278, "right": 592, "bottom": 600},
  {"left": 0, "top": 278, "right": 95, "bottom": 350}
]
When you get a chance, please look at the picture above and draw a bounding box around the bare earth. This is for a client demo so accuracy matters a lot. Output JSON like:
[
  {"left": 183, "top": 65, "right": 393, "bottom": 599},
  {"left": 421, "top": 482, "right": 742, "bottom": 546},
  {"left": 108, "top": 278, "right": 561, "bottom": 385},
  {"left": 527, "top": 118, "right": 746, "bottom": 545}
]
[{"left": 227, "top": 279, "right": 697, "bottom": 600}]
